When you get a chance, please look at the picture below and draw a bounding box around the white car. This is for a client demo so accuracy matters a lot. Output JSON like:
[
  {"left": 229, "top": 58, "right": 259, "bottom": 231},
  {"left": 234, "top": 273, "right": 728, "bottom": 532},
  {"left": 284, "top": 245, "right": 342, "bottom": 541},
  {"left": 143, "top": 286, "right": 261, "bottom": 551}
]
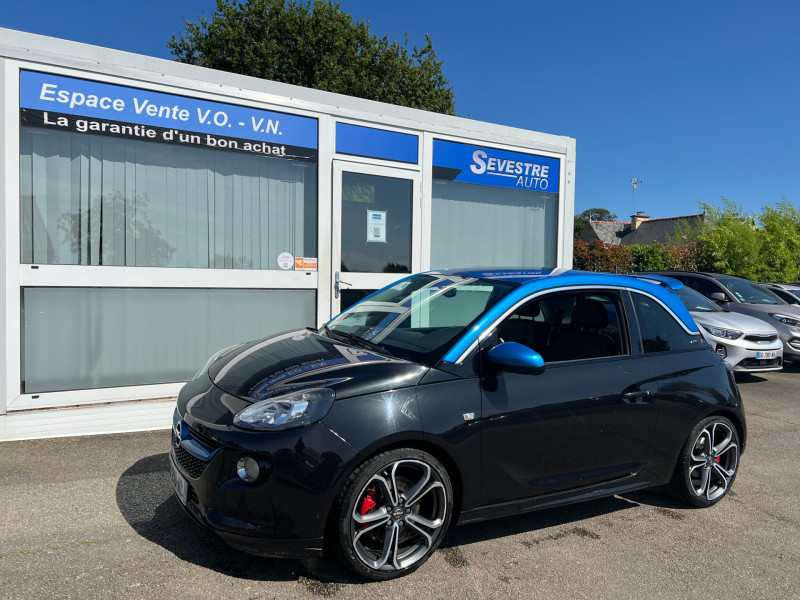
[{"left": 673, "top": 285, "right": 783, "bottom": 372}]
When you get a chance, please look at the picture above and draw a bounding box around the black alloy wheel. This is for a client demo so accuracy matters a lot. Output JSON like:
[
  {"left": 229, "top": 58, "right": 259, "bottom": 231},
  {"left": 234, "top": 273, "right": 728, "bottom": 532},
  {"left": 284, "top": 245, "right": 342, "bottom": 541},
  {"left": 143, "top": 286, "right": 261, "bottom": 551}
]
[
  {"left": 332, "top": 448, "right": 453, "bottom": 580},
  {"left": 670, "top": 415, "right": 740, "bottom": 507}
]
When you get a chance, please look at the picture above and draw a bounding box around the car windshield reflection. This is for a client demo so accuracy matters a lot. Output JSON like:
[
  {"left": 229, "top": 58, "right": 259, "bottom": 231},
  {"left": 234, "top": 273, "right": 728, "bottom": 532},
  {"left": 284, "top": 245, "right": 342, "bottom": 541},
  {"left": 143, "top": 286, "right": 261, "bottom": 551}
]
[
  {"left": 328, "top": 274, "right": 517, "bottom": 364},
  {"left": 674, "top": 286, "right": 724, "bottom": 312},
  {"left": 718, "top": 278, "right": 784, "bottom": 304}
]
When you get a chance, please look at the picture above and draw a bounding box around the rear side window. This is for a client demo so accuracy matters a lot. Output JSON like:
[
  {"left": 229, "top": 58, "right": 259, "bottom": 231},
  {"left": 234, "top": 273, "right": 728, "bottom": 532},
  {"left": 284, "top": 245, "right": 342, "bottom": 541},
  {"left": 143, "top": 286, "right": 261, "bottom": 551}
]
[{"left": 631, "top": 292, "right": 703, "bottom": 353}]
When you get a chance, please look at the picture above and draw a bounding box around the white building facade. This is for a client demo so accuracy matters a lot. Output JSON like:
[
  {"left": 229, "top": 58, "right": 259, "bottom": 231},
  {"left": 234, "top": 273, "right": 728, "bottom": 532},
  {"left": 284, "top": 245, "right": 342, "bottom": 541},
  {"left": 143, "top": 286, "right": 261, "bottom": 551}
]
[{"left": 0, "top": 29, "right": 576, "bottom": 440}]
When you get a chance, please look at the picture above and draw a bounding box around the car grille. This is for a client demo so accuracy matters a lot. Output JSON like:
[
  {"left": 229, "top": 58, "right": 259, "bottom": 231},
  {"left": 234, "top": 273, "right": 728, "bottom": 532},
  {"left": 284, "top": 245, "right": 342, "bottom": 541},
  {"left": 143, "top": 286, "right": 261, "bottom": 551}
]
[
  {"left": 744, "top": 333, "right": 778, "bottom": 342},
  {"left": 188, "top": 426, "right": 223, "bottom": 451},
  {"left": 172, "top": 428, "right": 211, "bottom": 479},
  {"left": 739, "top": 358, "right": 781, "bottom": 368}
]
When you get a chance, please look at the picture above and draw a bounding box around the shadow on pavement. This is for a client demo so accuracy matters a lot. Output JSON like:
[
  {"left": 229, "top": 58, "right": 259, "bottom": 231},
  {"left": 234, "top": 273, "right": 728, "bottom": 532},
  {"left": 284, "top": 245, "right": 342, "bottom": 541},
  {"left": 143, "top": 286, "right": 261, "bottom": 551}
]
[
  {"left": 736, "top": 358, "right": 799, "bottom": 385},
  {"left": 116, "top": 452, "right": 326, "bottom": 582},
  {"left": 781, "top": 360, "right": 800, "bottom": 374},
  {"left": 440, "top": 486, "right": 688, "bottom": 550},
  {"left": 117, "top": 453, "right": 689, "bottom": 584},
  {"left": 734, "top": 372, "right": 768, "bottom": 385}
]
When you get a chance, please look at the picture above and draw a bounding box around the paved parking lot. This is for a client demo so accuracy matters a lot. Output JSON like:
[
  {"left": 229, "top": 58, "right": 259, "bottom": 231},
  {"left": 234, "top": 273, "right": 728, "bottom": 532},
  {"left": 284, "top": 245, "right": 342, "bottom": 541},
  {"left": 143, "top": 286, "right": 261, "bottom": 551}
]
[{"left": 1, "top": 363, "right": 798, "bottom": 600}]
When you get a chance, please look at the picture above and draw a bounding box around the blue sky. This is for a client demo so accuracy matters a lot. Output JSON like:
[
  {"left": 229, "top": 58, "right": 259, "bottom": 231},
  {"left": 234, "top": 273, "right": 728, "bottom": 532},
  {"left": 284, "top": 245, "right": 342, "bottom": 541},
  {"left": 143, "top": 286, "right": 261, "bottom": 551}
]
[{"left": 2, "top": 0, "right": 798, "bottom": 221}]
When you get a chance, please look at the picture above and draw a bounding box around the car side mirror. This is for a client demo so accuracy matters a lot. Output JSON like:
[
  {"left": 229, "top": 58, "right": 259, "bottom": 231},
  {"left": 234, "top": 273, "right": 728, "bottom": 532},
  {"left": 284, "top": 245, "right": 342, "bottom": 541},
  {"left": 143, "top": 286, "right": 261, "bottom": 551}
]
[
  {"left": 710, "top": 292, "right": 728, "bottom": 303},
  {"left": 487, "top": 342, "right": 545, "bottom": 375}
]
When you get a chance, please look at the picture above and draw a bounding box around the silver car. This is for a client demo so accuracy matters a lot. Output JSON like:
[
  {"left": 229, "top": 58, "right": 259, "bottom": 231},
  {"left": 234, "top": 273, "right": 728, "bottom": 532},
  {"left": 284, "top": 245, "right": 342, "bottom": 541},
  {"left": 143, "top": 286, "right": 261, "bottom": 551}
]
[
  {"left": 672, "top": 285, "right": 783, "bottom": 372},
  {"left": 762, "top": 283, "right": 800, "bottom": 307}
]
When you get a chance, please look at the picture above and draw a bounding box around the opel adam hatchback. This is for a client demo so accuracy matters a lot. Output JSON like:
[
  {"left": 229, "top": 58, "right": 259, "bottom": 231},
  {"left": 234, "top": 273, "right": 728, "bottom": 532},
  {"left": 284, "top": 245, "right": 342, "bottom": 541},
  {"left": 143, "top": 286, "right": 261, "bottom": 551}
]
[{"left": 168, "top": 269, "right": 745, "bottom": 580}]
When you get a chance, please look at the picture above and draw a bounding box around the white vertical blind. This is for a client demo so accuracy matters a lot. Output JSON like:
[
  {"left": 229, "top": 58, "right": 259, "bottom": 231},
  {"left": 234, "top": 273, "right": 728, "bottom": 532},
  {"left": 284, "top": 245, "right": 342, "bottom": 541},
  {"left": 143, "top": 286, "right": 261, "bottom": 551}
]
[
  {"left": 20, "top": 128, "right": 316, "bottom": 268},
  {"left": 431, "top": 180, "right": 558, "bottom": 270}
]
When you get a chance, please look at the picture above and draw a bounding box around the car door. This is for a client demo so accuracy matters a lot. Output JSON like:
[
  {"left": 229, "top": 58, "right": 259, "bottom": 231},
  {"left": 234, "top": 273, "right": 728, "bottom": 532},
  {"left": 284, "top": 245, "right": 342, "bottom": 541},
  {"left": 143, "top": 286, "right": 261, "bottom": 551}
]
[{"left": 480, "top": 288, "right": 659, "bottom": 505}]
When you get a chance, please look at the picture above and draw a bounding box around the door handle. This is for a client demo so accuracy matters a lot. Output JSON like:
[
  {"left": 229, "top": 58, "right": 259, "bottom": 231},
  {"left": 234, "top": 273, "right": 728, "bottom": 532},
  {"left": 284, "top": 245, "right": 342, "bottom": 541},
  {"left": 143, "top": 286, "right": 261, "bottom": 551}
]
[
  {"left": 334, "top": 271, "right": 352, "bottom": 299},
  {"left": 622, "top": 390, "right": 652, "bottom": 404}
]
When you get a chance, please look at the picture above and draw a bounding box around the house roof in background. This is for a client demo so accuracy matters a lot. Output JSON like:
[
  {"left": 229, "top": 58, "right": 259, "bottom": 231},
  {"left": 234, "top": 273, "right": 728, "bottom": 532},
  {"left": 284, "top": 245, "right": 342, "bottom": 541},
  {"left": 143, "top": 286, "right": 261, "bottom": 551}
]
[{"left": 580, "top": 214, "right": 705, "bottom": 245}]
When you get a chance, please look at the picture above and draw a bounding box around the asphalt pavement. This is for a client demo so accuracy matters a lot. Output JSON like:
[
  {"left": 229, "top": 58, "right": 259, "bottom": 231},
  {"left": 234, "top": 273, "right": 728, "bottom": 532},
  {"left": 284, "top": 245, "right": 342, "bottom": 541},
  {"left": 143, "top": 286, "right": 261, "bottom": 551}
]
[{"left": 1, "top": 363, "right": 799, "bottom": 600}]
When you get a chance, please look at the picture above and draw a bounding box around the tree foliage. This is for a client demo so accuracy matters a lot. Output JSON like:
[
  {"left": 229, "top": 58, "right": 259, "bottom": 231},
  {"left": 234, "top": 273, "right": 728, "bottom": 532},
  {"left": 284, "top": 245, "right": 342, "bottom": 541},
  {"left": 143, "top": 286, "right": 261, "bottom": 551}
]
[
  {"left": 575, "top": 197, "right": 800, "bottom": 282},
  {"left": 574, "top": 207, "right": 618, "bottom": 238},
  {"left": 168, "top": 0, "right": 456, "bottom": 114},
  {"left": 674, "top": 197, "right": 800, "bottom": 282}
]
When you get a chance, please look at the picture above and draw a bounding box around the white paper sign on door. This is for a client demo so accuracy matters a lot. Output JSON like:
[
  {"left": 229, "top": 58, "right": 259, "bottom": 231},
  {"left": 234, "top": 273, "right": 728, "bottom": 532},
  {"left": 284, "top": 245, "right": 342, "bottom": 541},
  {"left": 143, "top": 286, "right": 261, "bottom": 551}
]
[{"left": 366, "top": 210, "right": 387, "bottom": 243}]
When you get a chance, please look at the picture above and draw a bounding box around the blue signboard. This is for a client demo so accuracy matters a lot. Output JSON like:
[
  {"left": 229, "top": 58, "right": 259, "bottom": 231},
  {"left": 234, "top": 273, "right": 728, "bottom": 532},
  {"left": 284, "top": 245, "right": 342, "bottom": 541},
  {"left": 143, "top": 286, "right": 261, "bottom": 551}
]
[
  {"left": 433, "top": 139, "right": 559, "bottom": 193},
  {"left": 20, "top": 70, "right": 318, "bottom": 160},
  {"left": 336, "top": 123, "right": 418, "bottom": 163}
]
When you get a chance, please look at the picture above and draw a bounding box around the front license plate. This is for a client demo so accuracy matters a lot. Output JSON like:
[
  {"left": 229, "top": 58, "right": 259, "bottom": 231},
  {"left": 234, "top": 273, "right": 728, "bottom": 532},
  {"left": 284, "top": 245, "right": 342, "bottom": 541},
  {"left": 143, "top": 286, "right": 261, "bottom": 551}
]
[
  {"left": 168, "top": 455, "right": 188, "bottom": 505},
  {"left": 756, "top": 351, "right": 777, "bottom": 359}
]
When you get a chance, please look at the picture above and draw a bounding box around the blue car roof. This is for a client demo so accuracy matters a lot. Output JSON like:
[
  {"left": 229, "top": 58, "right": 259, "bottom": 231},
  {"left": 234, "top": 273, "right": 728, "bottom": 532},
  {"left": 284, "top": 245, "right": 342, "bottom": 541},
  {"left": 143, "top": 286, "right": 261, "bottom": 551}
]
[{"left": 437, "top": 268, "right": 699, "bottom": 363}]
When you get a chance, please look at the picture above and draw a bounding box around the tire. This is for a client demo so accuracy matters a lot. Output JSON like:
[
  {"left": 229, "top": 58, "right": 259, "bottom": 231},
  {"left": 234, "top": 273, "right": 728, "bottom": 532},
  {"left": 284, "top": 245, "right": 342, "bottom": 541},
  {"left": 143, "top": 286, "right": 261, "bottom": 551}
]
[
  {"left": 332, "top": 448, "right": 453, "bottom": 580},
  {"left": 669, "top": 415, "right": 740, "bottom": 507}
]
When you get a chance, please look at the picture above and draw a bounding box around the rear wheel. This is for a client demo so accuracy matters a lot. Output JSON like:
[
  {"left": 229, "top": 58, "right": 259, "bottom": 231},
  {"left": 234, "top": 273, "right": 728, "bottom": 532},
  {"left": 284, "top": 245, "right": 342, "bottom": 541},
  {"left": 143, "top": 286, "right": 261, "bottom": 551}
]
[
  {"left": 669, "top": 415, "right": 740, "bottom": 507},
  {"left": 332, "top": 448, "right": 452, "bottom": 580}
]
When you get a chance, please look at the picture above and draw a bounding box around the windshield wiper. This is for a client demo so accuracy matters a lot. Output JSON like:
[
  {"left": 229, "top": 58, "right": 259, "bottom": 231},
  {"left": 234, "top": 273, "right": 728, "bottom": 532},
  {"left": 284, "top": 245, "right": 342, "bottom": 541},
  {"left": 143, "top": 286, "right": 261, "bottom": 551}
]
[{"left": 323, "top": 326, "right": 395, "bottom": 357}]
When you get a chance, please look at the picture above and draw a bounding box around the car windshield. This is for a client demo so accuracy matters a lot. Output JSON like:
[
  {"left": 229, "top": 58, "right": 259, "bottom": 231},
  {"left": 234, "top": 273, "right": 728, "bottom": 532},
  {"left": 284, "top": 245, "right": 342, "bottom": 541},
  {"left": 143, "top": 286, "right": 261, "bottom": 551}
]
[
  {"left": 674, "top": 286, "right": 723, "bottom": 312},
  {"left": 327, "top": 274, "right": 517, "bottom": 365},
  {"left": 717, "top": 277, "right": 785, "bottom": 304}
]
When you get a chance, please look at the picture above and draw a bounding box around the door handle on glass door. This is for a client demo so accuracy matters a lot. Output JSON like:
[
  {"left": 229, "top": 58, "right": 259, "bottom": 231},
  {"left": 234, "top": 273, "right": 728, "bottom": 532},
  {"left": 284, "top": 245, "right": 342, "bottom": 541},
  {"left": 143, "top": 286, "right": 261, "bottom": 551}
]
[{"left": 334, "top": 272, "right": 352, "bottom": 299}]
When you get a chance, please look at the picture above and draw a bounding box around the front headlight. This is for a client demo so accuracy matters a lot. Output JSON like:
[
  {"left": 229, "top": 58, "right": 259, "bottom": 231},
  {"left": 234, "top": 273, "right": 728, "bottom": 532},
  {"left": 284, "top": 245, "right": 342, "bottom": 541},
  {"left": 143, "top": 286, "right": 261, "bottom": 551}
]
[
  {"left": 770, "top": 313, "right": 800, "bottom": 328},
  {"left": 233, "top": 388, "right": 335, "bottom": 431},
  {"left": 699, "top": 323, "right": 743, "bottom": 340},
  {"left": 191, "top": 344, "right": 244, "bottom": 380}
]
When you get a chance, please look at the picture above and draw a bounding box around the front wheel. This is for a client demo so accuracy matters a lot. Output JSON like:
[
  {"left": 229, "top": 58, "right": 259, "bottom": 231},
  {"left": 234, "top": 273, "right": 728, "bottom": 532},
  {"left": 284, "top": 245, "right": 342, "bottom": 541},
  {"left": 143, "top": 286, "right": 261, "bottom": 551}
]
[
  {"left": 332, "top": 448, "right": 453, "bottom": 580},
  {"left": 669, "top": 415, "right": 740, "bottom": 507}
]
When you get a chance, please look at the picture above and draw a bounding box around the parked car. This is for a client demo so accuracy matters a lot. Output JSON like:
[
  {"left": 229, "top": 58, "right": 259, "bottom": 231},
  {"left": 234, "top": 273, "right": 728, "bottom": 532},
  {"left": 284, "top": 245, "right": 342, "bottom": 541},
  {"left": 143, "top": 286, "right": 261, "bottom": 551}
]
[
  {"left": 168, "top": 269, "right": 746, "bottom": 580},
  {"left": 640, "top": 271, "right": 800, "bottom": 362},
  {"left": 635, "top": 275, "right": 782, "bottom": 371},
  {"left": 761, "top": 283, "right": 800, "bottom": 307}
]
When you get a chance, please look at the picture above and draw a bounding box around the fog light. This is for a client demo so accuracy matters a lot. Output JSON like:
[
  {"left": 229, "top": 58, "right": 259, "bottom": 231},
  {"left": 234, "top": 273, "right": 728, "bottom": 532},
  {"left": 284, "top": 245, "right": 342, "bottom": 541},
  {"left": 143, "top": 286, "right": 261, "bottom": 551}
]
[
  {"left": 715, "top": 344, "right": 727, "bottom": 359},
  {"left": 236, "top": 456, "right": 260, "bottom": 483}
]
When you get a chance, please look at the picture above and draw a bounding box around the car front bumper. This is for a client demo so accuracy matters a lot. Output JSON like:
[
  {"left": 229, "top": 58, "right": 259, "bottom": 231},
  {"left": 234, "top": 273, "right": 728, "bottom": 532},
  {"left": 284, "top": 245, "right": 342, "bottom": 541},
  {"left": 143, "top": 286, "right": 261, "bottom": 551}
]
[
  {"left": 167, "top": 410, "right": 358, "bottom": 559},
  {"left": 702, "top": 335, "right": 784, "bottom": 372}
]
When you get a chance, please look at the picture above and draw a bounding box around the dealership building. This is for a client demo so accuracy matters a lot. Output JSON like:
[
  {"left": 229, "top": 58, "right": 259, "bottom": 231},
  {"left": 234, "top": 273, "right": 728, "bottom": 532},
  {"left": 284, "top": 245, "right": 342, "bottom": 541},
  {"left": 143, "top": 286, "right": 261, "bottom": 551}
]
[{"left": 0, "top": 28, "right": 576, "bottom": 440}]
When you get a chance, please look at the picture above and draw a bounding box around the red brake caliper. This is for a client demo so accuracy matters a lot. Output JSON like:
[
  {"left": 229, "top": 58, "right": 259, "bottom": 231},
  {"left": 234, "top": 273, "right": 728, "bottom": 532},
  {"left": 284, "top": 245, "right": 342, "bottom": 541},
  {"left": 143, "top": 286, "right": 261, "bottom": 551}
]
[{"left": 360, "top": 487, "right": 377, "bottom": 515}]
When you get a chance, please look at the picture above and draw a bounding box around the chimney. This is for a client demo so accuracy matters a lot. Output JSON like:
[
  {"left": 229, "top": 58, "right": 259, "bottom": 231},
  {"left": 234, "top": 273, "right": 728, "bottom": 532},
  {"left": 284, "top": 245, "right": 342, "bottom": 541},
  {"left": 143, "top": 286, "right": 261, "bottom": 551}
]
[{"left": 630, "top": 211, "right": 650, "bottom": 230}]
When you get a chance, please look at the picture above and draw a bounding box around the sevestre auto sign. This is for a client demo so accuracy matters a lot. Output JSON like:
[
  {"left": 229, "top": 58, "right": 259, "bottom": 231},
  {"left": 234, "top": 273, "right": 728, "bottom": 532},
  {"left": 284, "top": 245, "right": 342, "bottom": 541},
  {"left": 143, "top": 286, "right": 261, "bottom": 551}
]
[
  {"left": 433, "top": 139, "right": 559, "bottom": 193},
  {"left": 19, "top": 70, "right": 318, "bottom": 161}
]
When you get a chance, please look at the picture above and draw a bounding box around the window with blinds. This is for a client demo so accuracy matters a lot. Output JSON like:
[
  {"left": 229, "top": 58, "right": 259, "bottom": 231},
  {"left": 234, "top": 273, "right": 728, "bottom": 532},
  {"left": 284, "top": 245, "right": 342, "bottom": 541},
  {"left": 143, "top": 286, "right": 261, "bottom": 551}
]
[{"left": 20, "top": 127, "right": 317, "bottom": 269}]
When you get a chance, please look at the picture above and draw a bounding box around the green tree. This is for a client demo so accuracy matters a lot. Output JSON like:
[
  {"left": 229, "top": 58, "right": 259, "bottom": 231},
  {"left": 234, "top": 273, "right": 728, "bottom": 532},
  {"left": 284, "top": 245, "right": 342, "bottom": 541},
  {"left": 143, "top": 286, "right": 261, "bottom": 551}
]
[
  {"left": 574, "top": 208, "right": 617, "bottom": 238},
  {"left": 168, "top": 0, "right": 456, "bottom": 114},
  {"left": 670, "top": 197, "right": 800, "bottom": 281},
  {"left": 757, "top": 199, "right": 800, "bottom": 282}
]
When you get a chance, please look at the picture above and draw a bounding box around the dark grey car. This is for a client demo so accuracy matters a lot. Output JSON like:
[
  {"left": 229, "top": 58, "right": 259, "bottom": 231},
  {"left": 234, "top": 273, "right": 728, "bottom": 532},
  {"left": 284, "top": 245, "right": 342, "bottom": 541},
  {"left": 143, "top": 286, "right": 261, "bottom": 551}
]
[{"left": 639, "top": 271, "right": 800, "bottom": 362}]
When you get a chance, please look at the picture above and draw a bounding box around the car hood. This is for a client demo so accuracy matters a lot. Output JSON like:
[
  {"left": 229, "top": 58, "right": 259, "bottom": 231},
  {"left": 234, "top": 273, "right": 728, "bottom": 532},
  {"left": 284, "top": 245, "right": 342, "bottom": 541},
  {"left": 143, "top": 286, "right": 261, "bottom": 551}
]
[
  {"left": 725, "top": 303, "right": 800, "bottom": 331},
  {"left": 207, "top": 329, "right": 428, "bottom": 402},
  {"left": 690, "top": 310, "right": 777, "bottom": 334}
]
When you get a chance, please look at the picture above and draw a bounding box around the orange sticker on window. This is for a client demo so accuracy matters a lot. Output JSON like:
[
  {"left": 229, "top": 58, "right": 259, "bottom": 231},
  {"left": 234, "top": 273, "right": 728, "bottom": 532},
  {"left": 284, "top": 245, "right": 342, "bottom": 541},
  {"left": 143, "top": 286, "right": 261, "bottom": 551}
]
[{"left": 294, "top": 257, "right": 318, "bottom": 271}]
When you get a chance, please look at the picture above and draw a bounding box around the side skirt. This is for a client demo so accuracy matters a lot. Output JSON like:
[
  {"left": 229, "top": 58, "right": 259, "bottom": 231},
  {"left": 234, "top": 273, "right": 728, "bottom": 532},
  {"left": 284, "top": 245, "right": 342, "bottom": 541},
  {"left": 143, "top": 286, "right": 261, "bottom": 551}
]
[{"left": 456, "top": 463, "right": 674, "bottom": 525}]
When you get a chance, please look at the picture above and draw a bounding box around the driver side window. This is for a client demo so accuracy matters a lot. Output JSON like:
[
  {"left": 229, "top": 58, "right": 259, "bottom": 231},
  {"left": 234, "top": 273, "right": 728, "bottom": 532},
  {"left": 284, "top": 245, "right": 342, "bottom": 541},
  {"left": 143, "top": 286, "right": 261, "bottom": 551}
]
[{"left": 498, "top": 290, "right": 628, "bottom": 362}]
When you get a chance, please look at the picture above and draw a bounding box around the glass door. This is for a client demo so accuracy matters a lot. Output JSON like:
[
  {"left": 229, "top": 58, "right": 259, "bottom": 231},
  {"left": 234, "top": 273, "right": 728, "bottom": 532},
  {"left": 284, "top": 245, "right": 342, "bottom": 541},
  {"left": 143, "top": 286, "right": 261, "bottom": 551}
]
[{"left": 332, "top": 162, "right": 421, "bottom": 314}]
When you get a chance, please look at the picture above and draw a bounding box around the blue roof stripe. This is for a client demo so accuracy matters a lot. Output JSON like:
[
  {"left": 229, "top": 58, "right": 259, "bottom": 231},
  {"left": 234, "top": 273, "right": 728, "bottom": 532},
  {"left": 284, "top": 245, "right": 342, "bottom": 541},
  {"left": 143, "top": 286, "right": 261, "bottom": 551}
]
[{"left": 440, "top": 270, "right": 699, "bottom": 363}]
